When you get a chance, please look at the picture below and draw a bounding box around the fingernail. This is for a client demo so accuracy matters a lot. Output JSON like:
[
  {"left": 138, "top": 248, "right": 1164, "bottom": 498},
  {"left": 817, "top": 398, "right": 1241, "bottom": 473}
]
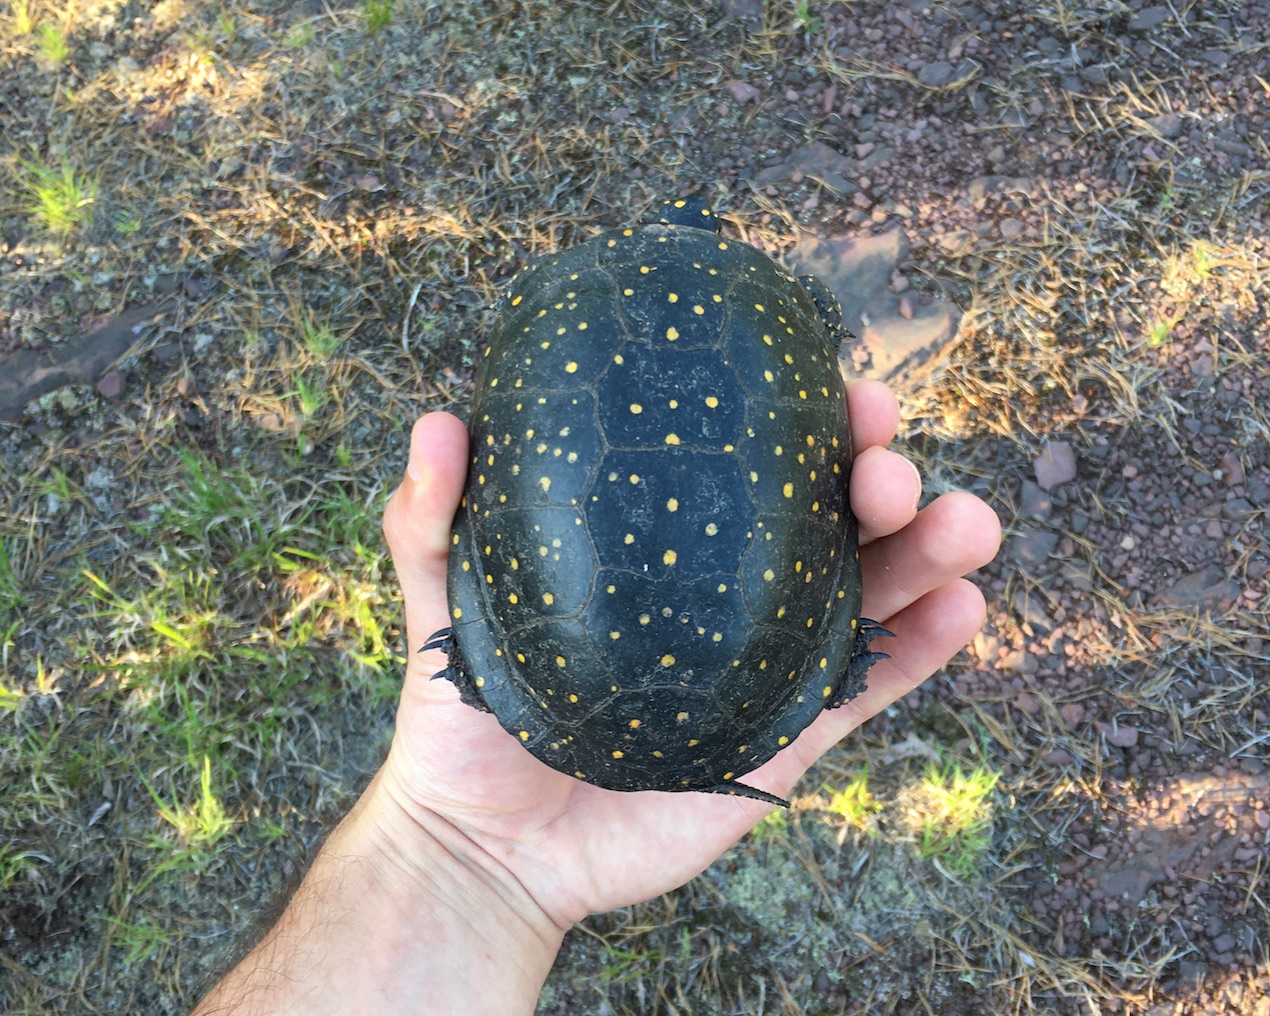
[
  {"left": 906, "top": 456, "right": 922, "bottom": 511},
  {"left": 406, "top": 427, "right": 426, "bottom": 483}
]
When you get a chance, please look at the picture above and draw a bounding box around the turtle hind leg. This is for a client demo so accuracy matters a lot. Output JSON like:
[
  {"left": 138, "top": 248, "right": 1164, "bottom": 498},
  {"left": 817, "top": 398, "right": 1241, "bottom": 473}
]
[
  {"left": 828, "top": 619, "right": 894, "bottom": 709},
  {"left": 420, "top": 627, "right": 492, "bottom": 713}
]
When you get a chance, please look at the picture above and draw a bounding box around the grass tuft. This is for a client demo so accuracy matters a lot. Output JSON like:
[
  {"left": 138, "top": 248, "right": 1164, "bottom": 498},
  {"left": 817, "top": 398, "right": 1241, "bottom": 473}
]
[
  {"left": 155, "top": 756, "right": 235, "bottom": 850},
  {"left": 33, "top": 21, "right": 69, "bottom": 65},
  {"left": 908, "top": 760, "right": 1001, "bottom": 878},
  {"left": 823, "top": 768, "right": 881, "bottom": 836},
  {"left": 362, "top": 0, "right": 395, "bottom": 33},
  {"left": 19, "top": 158, "right": 98, "bottom": 238},
  {"left": 10, "top": 0, "right": 34, "bottom": 35}
]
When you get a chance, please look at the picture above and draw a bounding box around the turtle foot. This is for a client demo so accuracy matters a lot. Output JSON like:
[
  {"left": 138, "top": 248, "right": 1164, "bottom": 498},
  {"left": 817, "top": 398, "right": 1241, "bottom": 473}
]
[{"left": 421, "top": 628, "right": 492, "bottom": 712}]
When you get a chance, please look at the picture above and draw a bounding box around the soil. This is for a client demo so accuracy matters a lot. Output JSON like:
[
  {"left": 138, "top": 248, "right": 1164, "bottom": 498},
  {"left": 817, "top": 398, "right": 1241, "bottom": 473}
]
[{"left": 1, "top": 0, "right": 1267, "bottom": 1013}]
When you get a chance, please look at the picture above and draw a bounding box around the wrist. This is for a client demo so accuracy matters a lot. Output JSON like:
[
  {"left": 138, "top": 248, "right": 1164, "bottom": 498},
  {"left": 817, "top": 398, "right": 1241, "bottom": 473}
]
[{"left": 195, "top": 767, "right": 564, "bottom": 1016}]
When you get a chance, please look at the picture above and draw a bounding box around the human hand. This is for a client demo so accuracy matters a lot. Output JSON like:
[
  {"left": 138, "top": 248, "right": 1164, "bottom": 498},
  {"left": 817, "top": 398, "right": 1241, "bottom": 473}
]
[
  {"left": 377, "top": 378, "right": 1001, "bottom": 931},
  {"left": 194, "top": 379, "right": 1001, "bottom": 1016}
]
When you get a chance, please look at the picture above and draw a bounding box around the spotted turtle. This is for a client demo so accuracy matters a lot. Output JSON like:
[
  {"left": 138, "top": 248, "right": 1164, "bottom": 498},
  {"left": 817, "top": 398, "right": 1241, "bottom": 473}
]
[{"left": 425, "top": 199, "right": 889, "bottom": 806}]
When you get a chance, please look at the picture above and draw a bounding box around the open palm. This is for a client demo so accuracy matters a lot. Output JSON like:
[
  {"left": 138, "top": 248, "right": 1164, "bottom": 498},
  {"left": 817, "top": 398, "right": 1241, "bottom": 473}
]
[{"left": 379, "top": 379, "right": 1000, "bottom": 932}]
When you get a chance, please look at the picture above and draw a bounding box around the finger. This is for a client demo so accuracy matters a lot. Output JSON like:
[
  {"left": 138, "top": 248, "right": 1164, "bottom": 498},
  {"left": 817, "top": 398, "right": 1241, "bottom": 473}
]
[
  {"left": 763, "top": 577, "right": 989, "bottom": 786},
  {"left": 860, "top": 491, "right": 1001, "bottom": 622},
  {"left": 850, "top": 445, "right": 921, "bottom": 545},
  {"left": 845, "top": 378, "right": 900, "bottom": 455},
  {"left": 381, "top": 412, "right": 470, "bottom": 657}
]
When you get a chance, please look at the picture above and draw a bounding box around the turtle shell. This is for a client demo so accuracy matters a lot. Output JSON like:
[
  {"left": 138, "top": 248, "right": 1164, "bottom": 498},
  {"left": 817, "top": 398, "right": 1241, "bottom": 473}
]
[{"left": 432, "top": 212, "right": 885, "bottom": 805}]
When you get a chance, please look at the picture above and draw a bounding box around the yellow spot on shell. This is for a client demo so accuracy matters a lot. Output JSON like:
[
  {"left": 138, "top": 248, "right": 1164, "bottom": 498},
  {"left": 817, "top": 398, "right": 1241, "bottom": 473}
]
[
  {"left": 676, "top": 711, "right": 690, "bottom": 722},
  {"left": 612, "top": 750, "right": 624, "bottom": 759},
  {"left": 661, "top": 654, "right": 676, "bottom": 666},
  {"left": 452, "top": 607, "right": 462, "bottom": 618},
  {"left": 667, "top": 498, "right": 679, "bottom": 512},
  {"left": 556, "top": 656, "right": 567, "bottom": 667},
  {"left": 565, "top": 361, "right": 578, "bottom": 373},
  {"left": 663, "top": 549, "right": 678, "bottom": 566},
  {"left": 666, "top": 326, "right": 679, "bottom": 340},
  {"left": 519, "top": 730, "right": 530, "bottom": 741},
  {"left": 630, "top": 403, "right": 643, "bottom": 414},
  {"left": 543, "top": 593, "right": 554, "bottom": 605},
  {"left": 823, "top": 686, "right": 833, "bottom": 697},
  {"left": 783, "top": 482, "right": 794, "bottom": 498},
  {"left": 629, "top": 719, "right": 641, "bottom": 729},
  {"left": 665, "top": 433, "right": 680, "bottom": 445},
  {"left": 540, "top": 477, "right": 551, "bottom": 492},
  {"left": 763, "top": 569, "right": 775, "bottom": 581},
  {"left": 511, "top": 295, "right": 523, "bottom": 306},
  {"left": 668, "top": 292, "right": 679, "bottom": 303},
  {"left": 705, "top": 395, "right": 719, "bottom": 408},
  {"left": 705, "top": 522, "right": 718, "bottom": 536}
]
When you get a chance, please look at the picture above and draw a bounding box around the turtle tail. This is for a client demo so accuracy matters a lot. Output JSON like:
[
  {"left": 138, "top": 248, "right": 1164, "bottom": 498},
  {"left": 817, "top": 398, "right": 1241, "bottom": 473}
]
[{"left": 698, "top": 781, "right": 790, "bottom": 808}]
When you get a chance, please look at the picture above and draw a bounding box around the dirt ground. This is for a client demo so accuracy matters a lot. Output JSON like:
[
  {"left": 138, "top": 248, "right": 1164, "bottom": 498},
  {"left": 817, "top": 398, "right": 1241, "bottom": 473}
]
[{"left": 1, "top": 1, "right": 1267, "bottom": 1013}]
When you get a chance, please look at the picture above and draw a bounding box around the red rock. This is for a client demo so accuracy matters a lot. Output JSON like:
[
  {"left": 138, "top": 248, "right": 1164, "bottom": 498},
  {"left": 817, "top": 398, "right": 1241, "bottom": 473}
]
[
  {"left": 1014, "top": 690, "right": 1040, "bottom": 715},
  {"left": 96, "top": 369, "right": 125, "bottom": 400},
  {"left": 1060, "top": 703, "right": 1085, "bottom": 729},
  {"left": 1034, "top": 441, "right": 1077, "bottom": 491},
  {"left": 1096, "top": 722, "right": 1140, "bottom": 748}
]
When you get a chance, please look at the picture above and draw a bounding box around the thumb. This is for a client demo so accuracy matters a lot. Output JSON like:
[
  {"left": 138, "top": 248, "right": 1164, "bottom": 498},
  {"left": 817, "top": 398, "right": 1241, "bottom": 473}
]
[{"left": 381, "top": 411, "right": 470, "bottom": 660}]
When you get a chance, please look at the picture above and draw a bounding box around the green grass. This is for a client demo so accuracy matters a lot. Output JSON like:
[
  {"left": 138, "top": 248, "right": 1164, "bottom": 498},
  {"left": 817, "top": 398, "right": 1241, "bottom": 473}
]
[
  {"left": 33, "top": 21, "right": 69, "bottom": 65},
  {"left": 10, "top": 0, "right": 34, "bottom": 35},
  {"left": 792, "top": 0, "right": 823, "bottom": 35},
  {"left": 362, "top": 0, "right": 395, "bottom": 33},
  {"left": 19, "top": 158, "right": 98, "bottom": 237},
  {"left": 0, "top": 842, "right": 45, "bottom": 890},
  {"left": 823, "top": 768, "right": 881, "bottom": 834},
  {"left": 157, "top": 757, "right": 233, "bottom": 851},
  {"left": 911, "top": 760, "right": 1001, "bottom": 878}
]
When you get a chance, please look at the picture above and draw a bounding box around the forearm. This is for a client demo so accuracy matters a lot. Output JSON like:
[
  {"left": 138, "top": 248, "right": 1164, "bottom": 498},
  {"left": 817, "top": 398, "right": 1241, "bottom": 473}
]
[{"left": 193, "top": 772, "right": 565, "bottom": 1016}]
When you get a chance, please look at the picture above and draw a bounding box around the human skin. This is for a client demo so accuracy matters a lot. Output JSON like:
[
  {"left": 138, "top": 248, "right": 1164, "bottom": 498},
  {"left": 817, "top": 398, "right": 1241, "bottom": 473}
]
[{"left": 193, "top": 379, "right": 1002, "bottom": 1016}]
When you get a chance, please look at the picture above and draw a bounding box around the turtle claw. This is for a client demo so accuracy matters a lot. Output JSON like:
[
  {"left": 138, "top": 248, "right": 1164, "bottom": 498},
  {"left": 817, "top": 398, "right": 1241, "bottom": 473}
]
[
  {"left": 827, "top": 619, "right": 895, "bottom": 708},
  {"left": 421, "top": 627, "right": 453, "bottom": 654},
  {"left": 420, "top": 629, "right": 492, "bottom": 712}
]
